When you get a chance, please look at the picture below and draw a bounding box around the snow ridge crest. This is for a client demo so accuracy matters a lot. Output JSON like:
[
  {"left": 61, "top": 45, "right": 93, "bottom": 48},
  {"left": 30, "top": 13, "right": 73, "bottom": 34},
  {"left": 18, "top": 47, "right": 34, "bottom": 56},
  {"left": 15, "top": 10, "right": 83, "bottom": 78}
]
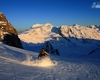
[{"left": 60, "top": 24, "right": 100, "bottom": 40}]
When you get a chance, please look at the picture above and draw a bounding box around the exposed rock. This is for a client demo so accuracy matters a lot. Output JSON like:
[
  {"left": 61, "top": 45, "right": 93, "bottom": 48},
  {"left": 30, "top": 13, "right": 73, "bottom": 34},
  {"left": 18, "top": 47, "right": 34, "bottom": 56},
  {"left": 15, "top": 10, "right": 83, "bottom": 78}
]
[
  {"left": 0, "top": 12, "right": 23, "bottom": 48},
  {"left": 44, "top": 41, "right": 60, "bottom": 56},
  {"left": 3, "top": 34, "right": 23, "bottom": 48}
]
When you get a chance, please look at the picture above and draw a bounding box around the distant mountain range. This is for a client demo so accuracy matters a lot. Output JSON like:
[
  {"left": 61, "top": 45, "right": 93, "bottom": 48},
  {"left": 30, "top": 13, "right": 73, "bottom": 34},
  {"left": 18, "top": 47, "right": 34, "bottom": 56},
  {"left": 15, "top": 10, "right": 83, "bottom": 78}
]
[
  {"left": 19, "top": 23, "right": 100, "bottom": 56},
  {"left": 19, "top": 23, "right": 100, "bottom": 46}
]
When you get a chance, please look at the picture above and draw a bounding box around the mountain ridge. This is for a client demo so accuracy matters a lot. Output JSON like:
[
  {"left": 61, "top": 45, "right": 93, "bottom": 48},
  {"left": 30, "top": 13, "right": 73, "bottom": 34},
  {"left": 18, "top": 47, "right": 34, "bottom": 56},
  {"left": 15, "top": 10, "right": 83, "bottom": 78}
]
[
  {"left": 19, "top": 23, "right": 100, "bottom": 45},
  {"left": 0, "top": 12, "right": 23, "bottom": 48},
  {"left": 18, "top": 23, "right": 100, "bottom": 56}
]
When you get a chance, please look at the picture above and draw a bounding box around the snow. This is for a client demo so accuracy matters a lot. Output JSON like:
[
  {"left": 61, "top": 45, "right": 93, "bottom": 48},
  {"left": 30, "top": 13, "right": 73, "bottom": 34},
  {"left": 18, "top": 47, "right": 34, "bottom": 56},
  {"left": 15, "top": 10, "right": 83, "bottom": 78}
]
[
  {"left": 60, "top": 25, "right": 100, "bottom": 40},
  {"left": 32, "top": 23, "right": 53, "bottom": 29},
  {"left": 19, "top": 23, "right": 57, "bottom": 44},
  {"left": 19, "top": 24, "right": 100, "bottom": 45},
  {"left": 0, "top": 41, "right": 100, "bottom": 80},
  {"left": 0, "top": 23, "right": 100, "bottom": 80},
  {"left": 22, "top": 56, "right": 57, "bottom": 67}
]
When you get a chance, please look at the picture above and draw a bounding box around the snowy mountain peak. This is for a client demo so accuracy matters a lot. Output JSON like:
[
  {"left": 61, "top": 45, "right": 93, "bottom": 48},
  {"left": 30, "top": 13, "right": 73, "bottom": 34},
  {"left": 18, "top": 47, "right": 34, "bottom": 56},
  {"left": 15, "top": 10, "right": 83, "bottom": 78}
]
[
  {"left": 32, "top": 23, "right": 53, "bottom": 29},
  {"left": 32, "top": 23, "right": 43, "bottom": 28},
  {"left": 19, "top": 23, "right": 54, "bottom": 43},
  {"left": 30, "top": 23, "right": 53, "bottom": 34}
]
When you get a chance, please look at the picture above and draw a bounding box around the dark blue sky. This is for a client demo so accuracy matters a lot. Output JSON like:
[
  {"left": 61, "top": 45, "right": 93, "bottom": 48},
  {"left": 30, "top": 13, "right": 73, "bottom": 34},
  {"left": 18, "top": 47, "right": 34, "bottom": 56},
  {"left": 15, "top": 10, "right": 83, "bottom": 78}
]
[{"left": 0, "top": 0, "right": 100, "bottom": 31}]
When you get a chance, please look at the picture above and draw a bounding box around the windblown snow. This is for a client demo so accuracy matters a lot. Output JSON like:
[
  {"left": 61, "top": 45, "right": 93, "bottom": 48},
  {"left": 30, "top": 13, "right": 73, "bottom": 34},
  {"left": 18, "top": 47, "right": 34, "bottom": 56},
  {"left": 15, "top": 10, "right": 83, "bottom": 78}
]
[
  {"left": 0, "top": 23, "right": 100, "bottom": 80},
  {"left": 22, "top": 55, "right": 57, "bottom": 67}
]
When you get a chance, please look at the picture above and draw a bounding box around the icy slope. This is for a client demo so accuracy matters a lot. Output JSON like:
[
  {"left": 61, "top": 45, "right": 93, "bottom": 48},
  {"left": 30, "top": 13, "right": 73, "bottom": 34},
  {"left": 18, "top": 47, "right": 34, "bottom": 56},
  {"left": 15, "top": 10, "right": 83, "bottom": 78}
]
[{"left": 0, "top": 43, "right": 100, "bottom": 80}]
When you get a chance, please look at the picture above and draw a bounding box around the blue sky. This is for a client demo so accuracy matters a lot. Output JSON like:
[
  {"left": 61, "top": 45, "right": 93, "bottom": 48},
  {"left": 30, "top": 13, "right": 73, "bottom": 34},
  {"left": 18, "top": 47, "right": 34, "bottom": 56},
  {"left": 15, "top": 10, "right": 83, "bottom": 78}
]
[{"left": 0, "top": 0, "right": 100, "bottom": 31}]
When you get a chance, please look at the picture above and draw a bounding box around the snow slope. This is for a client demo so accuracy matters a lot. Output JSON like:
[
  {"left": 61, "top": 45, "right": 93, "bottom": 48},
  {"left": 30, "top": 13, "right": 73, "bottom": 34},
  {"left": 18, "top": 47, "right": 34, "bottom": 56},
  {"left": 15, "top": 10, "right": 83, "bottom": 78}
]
[
  {"left": 0, "top": 42, "right": 100, "bottom": 80},
  {"left": 18, "top": 23, "right": 100, "bottom": 56}
]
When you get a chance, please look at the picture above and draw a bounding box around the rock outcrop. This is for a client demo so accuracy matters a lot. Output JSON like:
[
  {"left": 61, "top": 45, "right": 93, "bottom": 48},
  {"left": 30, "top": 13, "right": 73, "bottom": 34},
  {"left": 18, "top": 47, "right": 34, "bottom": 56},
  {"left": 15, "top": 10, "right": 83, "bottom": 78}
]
[
  {"left": 0, "top": 12, "right": 23, "bottom": 48},
  {"left": 44, "top": 41, "right": 60, "bottom": 56}
]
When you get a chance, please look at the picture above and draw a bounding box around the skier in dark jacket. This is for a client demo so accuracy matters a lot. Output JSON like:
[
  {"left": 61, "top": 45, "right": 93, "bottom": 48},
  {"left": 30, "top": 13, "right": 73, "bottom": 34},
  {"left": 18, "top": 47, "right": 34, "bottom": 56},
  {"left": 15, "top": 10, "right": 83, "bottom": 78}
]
[{"left": 38, "top": 48, "right": 50, "bottom": 59}]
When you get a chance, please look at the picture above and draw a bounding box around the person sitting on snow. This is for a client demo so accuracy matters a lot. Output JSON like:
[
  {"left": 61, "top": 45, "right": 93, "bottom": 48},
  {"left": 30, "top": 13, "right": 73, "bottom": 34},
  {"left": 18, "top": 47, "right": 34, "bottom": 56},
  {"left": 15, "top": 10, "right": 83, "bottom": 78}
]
[{"left": 38, "top": 48, "right": 50, "bottom": 59}]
